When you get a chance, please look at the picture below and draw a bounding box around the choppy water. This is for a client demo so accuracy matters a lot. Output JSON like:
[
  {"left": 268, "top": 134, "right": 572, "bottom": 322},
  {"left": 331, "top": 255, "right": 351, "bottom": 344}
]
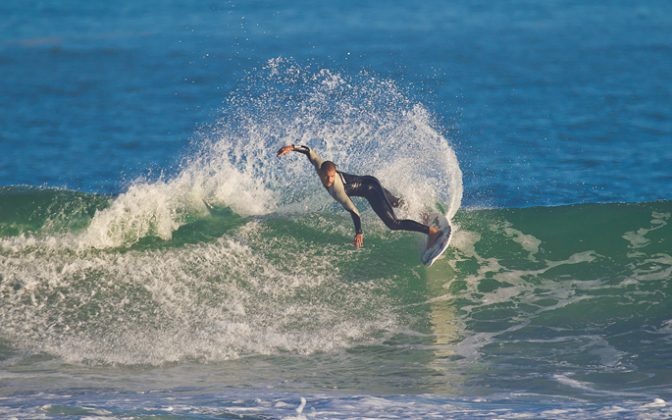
[
  {"left": 2, "top": 189, "right": 671, "bottom": 417},
  {"left": 2, "top": 0, "right": 672, "bottom": 418}
]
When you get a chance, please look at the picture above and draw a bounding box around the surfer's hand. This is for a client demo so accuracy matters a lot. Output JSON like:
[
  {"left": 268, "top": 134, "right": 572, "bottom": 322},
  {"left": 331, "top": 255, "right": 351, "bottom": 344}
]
[
  {"left": 354, "top": 233, "right": 364, "bottom": 249},
  {"left": 276, "top": 145, "right": 294, "bottom": 157}
]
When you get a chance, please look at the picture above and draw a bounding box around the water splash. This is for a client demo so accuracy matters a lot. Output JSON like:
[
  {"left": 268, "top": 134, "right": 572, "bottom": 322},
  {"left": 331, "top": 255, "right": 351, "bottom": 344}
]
[{"left": 81, "top": 58, "right": 462, "bottom": 249}]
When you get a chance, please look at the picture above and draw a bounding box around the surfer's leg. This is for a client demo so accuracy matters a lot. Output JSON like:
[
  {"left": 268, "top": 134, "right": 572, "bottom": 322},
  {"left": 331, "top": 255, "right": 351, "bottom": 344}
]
[
  {"left": 362, "top": 177, "right": 428, "bottom": 234},
  {"left": 343, "top": 173, "right": 402, "bottom": 208},
  {"left": 382, "top": 188, "right": 404, "bottom": 208}
]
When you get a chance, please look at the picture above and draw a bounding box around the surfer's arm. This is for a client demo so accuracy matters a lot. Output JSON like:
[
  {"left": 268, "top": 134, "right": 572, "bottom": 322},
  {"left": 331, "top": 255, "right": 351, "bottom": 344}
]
[
  {"left": 276, "top": 144, "right": 323, "bottom": 170},
  {"left": 344, "top": 199, "right": 364, "bottom": 248},
  {"left": 349, "top": 210, "right": 362, "bottom": 235},
  {"left": 349, "top": 210, "right": 364, "bottom": 249},
  {"left": 292, "top": 145, "right": 323, "bottom": 170}
]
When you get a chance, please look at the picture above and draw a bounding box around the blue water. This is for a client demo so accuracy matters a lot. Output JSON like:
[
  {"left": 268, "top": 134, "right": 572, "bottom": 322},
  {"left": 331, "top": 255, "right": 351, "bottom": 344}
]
[
  {"left": 2, "top": 1, "right": 672, "bottom": 418},
  {"left": 3, "top": 0, "right": 671, "bottom": 205}
]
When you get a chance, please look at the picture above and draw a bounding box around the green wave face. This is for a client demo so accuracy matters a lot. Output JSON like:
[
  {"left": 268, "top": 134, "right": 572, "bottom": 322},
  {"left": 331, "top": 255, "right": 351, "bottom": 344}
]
[
  {"left": 0, "top": 188, "right": 670, "bottom": 396},
  {"left": 0, "top": 187, "right": 110, "bottom": 236}
]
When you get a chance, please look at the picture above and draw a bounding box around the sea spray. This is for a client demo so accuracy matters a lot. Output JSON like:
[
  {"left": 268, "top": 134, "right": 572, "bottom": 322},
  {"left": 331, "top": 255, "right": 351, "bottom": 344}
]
[{"left": 80, "top": 59, "right": 462, "bottom": 249}]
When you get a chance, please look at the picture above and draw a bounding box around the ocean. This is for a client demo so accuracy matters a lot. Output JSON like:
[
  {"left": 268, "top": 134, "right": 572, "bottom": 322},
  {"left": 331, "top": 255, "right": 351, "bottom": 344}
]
[{"left": 1, "top": 1, "right": 671, "bottom": 418}]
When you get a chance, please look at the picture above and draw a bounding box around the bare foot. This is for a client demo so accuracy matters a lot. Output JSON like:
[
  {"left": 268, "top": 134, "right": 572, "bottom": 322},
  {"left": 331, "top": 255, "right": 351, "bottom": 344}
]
[{"left": 426, "top": 226, "right": 441, "bottom": 249}]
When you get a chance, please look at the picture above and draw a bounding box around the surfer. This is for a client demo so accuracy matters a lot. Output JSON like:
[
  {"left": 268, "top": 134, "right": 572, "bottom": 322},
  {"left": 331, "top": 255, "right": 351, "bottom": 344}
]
[{"left": 277, "top": 144, "right": 442, "bottom": 250}]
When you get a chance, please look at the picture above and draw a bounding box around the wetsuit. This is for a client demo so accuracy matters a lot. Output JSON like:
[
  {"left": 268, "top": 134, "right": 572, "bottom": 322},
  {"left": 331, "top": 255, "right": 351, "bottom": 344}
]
[{"left": 294, "top": 145, "right": 430, "bottom": 236}]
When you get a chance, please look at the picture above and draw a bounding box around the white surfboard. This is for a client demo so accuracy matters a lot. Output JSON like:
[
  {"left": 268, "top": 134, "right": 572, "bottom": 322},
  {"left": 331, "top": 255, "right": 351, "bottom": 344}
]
[{"left": 421, "top": 213, "right": 452, "bottom": 266}]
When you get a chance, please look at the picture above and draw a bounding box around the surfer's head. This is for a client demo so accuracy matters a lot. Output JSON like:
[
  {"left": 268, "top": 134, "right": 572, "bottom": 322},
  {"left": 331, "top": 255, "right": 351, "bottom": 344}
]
[{"left": 320, "top": 161, "right": 337, "bottom": 188}]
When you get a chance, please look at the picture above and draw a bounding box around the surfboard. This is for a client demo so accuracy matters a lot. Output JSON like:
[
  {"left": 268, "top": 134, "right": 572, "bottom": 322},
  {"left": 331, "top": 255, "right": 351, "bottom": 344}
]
[{"left": 421, "top": 213, "right": 452, "bottom": 266}]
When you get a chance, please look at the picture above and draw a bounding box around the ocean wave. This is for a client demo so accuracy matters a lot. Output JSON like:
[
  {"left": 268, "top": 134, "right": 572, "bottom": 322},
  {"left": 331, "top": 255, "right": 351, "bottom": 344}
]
[{"left": 1, "top": 196, "right": 670, "bottom": 368}]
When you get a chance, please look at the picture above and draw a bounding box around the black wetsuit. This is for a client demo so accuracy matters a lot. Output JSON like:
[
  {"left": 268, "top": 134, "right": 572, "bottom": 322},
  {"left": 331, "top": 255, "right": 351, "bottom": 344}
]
[
  {"left": 293, "top": 145, "right": 430, "bottom": 236},
  {"left": 340, "top": 172, "right": 430, "bottom": 235}
]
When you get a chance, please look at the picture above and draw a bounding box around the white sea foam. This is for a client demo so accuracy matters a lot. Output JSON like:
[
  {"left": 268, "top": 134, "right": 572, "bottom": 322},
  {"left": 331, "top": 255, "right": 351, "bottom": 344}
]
[
  {"left": 622, "top": 211, "right": 670, "bottom": 250},
  {"left": 5, "top": 390, "right": 672, "bottom": 419},
  {"left": 554, "top": 374, "right": 645, "bottom": 398},
  {"left": 502, "top": 222, "right": 542, "bottom": 259},
  {"left": 0, "top": 221, "right": 397, "bottom": 365}
]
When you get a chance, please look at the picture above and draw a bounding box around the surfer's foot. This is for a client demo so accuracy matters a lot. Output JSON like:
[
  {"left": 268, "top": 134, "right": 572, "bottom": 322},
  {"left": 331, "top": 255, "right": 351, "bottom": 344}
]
[{"left": 426, "top": 226, "right": 441, "bottom": 249}]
